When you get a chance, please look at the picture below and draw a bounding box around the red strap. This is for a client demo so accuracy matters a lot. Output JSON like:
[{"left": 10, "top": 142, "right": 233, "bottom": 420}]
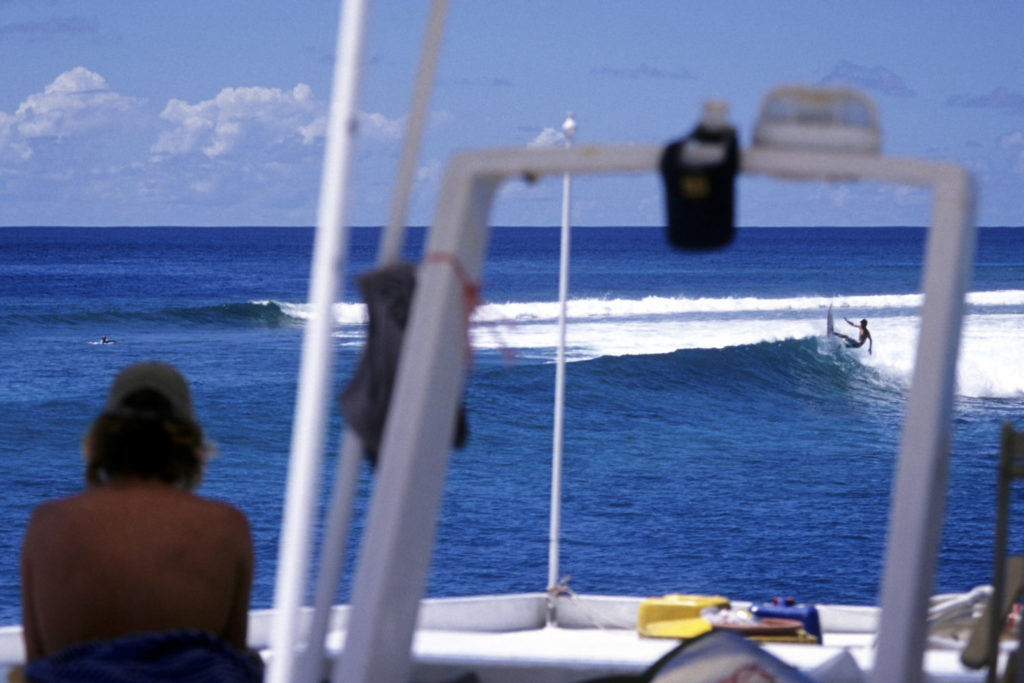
[{"left": 423, "top": 252, "right": 515, "bottom": 363}]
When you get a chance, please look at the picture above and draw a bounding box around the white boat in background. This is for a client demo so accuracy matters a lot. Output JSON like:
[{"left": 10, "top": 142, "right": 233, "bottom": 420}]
[{"left": 0, "top": 1, "right": 1013, "bottom": 681}]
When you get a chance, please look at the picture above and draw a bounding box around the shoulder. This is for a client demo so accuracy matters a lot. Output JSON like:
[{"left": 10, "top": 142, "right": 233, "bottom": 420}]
[
  {"left": 21, "top": 495, "right": 94, "bottom": 564},
  {"left": 24, "top": 495, "right": 86, "bottom": 536},
  {"left": 196, "top": 497, "right": 250, "bottom": 529},
  {"left": 187, "top": 497, "right": 253, "bottom": 552}
]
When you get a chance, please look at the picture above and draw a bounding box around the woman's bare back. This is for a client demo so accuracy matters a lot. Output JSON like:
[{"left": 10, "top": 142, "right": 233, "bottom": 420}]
[{"left": 21, "top": 481, "right": 252, "bottom": 659}]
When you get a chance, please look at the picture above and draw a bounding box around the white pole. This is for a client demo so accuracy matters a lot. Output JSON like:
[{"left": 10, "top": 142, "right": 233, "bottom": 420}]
[
  {"left": 378, "top": 0, "right": 448, "bottom": 265},
  {"left": 548, "top": 112, "right": 576, "bottom": 622},
  {"left": 266, "top": 0, "right": 369, "bottom": 681},
  {"left": 298, "top": 432, "right": 362, "bottom": 683},
  {"left": 299, "top": 3, "right": 449, "bottom": 679}
]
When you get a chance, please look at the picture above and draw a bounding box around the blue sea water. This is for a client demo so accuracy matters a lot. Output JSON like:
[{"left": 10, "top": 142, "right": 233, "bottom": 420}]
[{"left": 1, "top": 225, "right": 1023, "bottom": 627}]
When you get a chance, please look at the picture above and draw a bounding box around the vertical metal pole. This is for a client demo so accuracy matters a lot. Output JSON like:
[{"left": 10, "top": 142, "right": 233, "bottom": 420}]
[
  {"left": 548, "top": 112, "right": 576, "bottom": 623},
  {"left": 266, "top": 0, "right": 369, "bottom": 681},
  {"left": 378, "top": 0, "right": 448, "bottom": 265},
  {"left": 298, "top": 432, "right": 363, "bottom": 683},
  {"left": 300, "top": 2, "right": 450, "bottom": 679}
]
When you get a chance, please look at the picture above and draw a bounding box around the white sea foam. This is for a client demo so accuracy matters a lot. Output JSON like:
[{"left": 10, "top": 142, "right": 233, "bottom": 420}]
[
  {"left": 273, "top": 291, "right": 1024, "bottom": 399},
  {"left": 270, "top": 300, "right": 366, "bottom": 324},
  {"left": 473, "top": 290, "right": 1024, "bottom": 324},
  {"left": 272, "top": 289, "right": 1024, "bottom": 327},
  {"left": 470, "top": 307, "right": 1024, "bottom": 399},
  {"left": 860, "top": 313, "right": 1024, "bottom": 399}
]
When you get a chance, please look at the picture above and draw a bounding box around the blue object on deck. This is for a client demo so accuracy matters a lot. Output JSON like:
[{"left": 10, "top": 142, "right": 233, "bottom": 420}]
[{"left": 750, "top": 596, "right": 823, "bottom": 642}]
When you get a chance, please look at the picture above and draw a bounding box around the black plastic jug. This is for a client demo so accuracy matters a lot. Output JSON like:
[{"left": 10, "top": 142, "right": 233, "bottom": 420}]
[{"left": 660, "top": 108, "right": 739, "bottom": 250}]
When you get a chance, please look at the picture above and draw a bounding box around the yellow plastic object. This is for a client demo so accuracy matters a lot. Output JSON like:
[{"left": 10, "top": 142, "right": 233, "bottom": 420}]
[
  {"left": 640, "top": 616, "right": 714, "bottom": 639},
  {"left": 637, "top": 594, "right": 730, "bottom": 638},
  {"left": 748, "top": 631, "right": 820, "bottom": 644}
]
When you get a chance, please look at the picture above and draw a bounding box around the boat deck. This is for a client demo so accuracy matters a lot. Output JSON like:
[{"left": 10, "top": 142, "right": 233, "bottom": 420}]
[{"left": 242, "top": 593, "right": 998, "bottom": 682}]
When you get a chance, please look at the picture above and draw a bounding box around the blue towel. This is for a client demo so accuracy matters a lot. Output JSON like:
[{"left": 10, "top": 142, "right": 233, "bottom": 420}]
[{"left": 25, "top": 630, "right": 263, "bottom": 682}]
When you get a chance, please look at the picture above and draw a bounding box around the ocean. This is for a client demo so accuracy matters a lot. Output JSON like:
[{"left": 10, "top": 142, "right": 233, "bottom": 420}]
[{"left": 1, "top": 225, "right": 1023, "bottom": 627}]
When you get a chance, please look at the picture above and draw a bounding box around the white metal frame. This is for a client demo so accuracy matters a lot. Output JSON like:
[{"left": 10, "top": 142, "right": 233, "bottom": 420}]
[
  {"left": 321, "top": 143, "right": 974, "bottom": 681},
  {"left": 265, "top": 0, "right": 370, "bottom": 680}
]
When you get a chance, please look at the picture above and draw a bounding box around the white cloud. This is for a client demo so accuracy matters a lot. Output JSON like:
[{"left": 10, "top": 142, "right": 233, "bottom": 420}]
[
  {"left": 527, "top": 127, "right": 564, "bottom": 148},
  {"left": 0, "top": 111, "right": 30, "bottom": 160},
  {"left": 821, "top": 184, "right": 851, "bottom": 207},
  {"left": 152, "top": 83, "right": 322, "bottom": 159},
  {"left": 151, "top": 83, "right": 403, "bottom": 159},
  {"left": 820, "top": 61, "right": 915, "bottom": 97},
  {"left": 299, "top": 116, "right": 326, "bottom": 144},
  {"left": 431, "top": 109, "right": 454, "bottom": 126},
  {"left": 1001, "top": 131, "right": 1024, "bottom": 172},
  {"left": 0, "top": 66, "right": 142, "bottom": 160},
  {"left": 593, "top": 64, "right": 695, "bottom": 81},
  {"left": 948, "top": 87, "right": 1024, "bottom": 112},
  {"left": 357, "top": 111, "right": 403, "bottom": 140},
  {"left": 0, "top": 67, "right": 412, "bottom": 224},
  {"left": 0, "top": 16, "right": 100, "bottom": 40},
  {"left": 415, "top": 159, "right": 442, "bottom": 183},
  {"left": 1000, "top": 131, "right": 1024, "bottom": 148}
]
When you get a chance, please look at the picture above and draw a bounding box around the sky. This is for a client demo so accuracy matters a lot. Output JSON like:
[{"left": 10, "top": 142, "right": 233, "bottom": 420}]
[{"left": 0, "top": 0, "right": 1022, "bottom": 228}]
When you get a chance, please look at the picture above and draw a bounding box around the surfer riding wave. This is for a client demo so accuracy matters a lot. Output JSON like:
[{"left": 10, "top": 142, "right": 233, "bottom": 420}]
[{"left": 835, "top": 317, "right": 872, "bottom": 354}]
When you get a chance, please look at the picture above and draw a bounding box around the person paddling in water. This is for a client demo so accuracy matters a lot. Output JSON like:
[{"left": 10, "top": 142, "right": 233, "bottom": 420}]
[{"left": 836, "top": 317, "right": 872, "bottom": 354}]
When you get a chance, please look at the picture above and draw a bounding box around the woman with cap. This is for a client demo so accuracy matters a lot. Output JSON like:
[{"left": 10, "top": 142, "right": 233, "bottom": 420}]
[{"left": 19, "top": 362, "right": 260, "bottom": 680}]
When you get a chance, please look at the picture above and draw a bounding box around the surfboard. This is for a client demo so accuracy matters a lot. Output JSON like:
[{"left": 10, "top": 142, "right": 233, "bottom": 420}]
[{"left": 826, "top": 303, "right": 843, "bottom": 349}]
